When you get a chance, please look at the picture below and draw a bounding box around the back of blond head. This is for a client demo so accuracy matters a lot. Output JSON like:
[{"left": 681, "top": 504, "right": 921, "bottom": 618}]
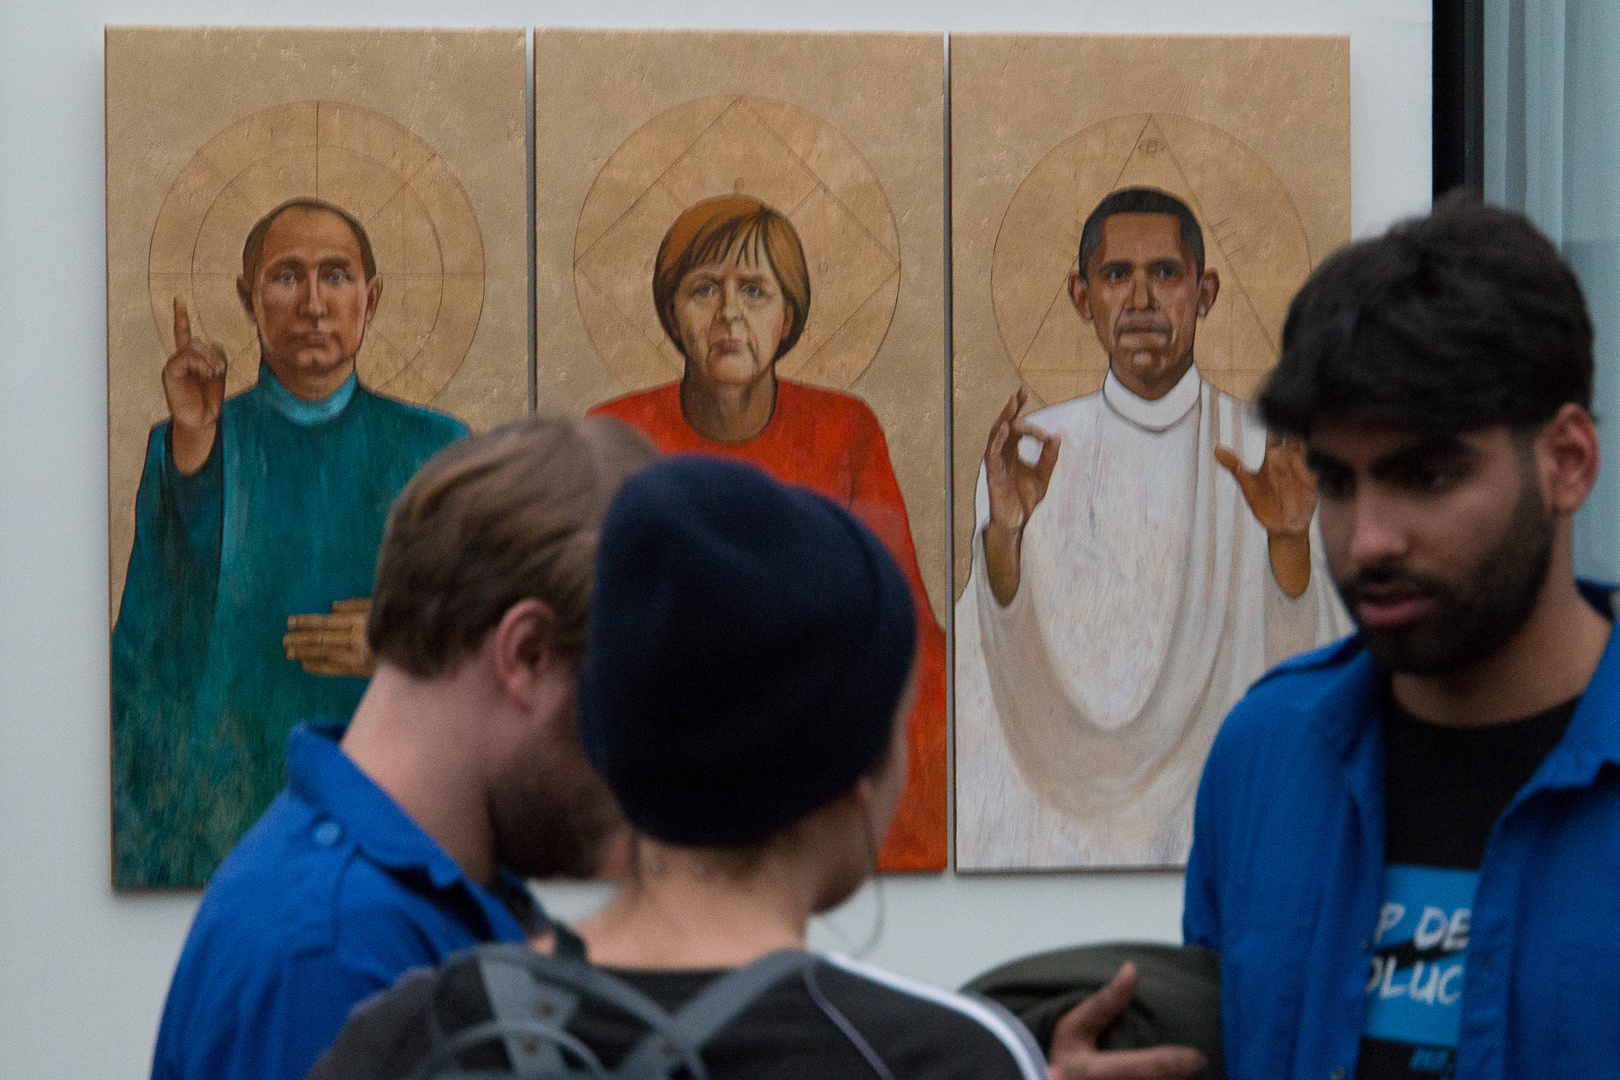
[{"left": 368, "top": 415, "right": 655, "bottom": 678}]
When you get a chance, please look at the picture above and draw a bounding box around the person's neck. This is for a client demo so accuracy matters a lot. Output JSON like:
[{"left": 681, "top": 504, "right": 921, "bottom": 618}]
[
  {"left": 340, "top": 663, "right": 499, "bottom": 885},
  {"left": 263, "top": 355, "right": 357, "bottom": 402},
  {"left": 1109, "top": 352, "right": 1194, "bottom": 402},
  {"left": 575, "top": 841, "right": 819, "bottom": 970},
  {"left": 1391, "top": 560, "right": 1612, "bottom": 727},
  {"left": 679, "top": 371, "right": 776, "bottom": 443}
]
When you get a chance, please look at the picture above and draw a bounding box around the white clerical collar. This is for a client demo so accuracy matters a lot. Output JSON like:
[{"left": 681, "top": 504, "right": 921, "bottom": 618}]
[
  {"left": 255, "top": 361, "right": 358, "bottom": 426},
  {"left": 1102, "top": 363, "right": 1202, "bottom": 432}
]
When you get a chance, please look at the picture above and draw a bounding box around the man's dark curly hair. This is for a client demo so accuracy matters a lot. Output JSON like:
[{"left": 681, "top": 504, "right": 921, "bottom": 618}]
[{"left": 1260, "top": 192, "right": 1593, "bottom": 437}]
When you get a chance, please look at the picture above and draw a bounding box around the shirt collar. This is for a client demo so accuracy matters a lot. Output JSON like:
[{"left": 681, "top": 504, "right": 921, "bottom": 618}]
[
  {"left": 253, "top": 361, "right": 358, "bottom": 425},
  {"left": 286, "top": 723, "right": 482, "bottom": 893},
  {"left": 1544, "top": 581, "right": 1620, "bottom": 779},
  {"left": 1101, "top": 362, "right": 1202, "bottom": 432},
  {"left": 1312, "top": 581, "right": 1620, "bottom": 779}
]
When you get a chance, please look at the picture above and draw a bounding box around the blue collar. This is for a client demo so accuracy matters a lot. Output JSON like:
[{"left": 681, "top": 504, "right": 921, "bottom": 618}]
[
  {"left": 1544, "top": 582, "right": 1620, "bottom": 783},
  {"left": 1307, "top": 580, "right": 1620, "bottom": 778},
  {"left": 253, "top": 362, "right": 358, "bottom": 425},
  {"left": 286, "top": 723, "right": 478, "bottom": 893}
]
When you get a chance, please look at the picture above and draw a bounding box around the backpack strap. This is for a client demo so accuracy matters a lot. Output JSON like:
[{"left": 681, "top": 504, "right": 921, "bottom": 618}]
[
  {"left": 477, "top": 946, "right": 585, "bottom": 1076},
  {"left": 477, "top": 946, "right": 712, "bottom": 1080},
  {"left": 417, "top": 1017, "right": 606, "bottom": 1080},
  {"left": 616, "top": 950, "right": 815, "bottom": 1078},
  {"left": 551, "top": 922, "right": 588, "bottom": 960}
]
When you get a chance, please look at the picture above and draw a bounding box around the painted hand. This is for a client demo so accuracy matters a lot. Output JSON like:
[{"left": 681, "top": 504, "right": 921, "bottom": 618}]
[
  {"left": 982, "top": 387, "right": 1061, "bottom": 607},
  {"left": 1215, "top": 433, "right": 1315, "bottom": 598},
  {"left": 1214, "top": 432, "right": 1317, "bottom": 537},
  {"left": 162, "top": 297, "right": 227, "bottom": 474},
  {"left": 985, "top": 387, "right": 1061, "bottom": 530},
  {"left": 1046, "top": 963, "right": 1208, "bottom": 1080},
  {"left": 284, "top": 598, "right": 375, "bottom": 678}
]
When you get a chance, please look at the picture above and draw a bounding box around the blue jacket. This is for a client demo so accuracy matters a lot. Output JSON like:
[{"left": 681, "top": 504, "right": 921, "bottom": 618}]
[
  {"left": 1184, "top": 600, "right": 1620, "bottom": 1080},
  {"left": 151, "top": 725, "right": 542, "bottom": 1080}
]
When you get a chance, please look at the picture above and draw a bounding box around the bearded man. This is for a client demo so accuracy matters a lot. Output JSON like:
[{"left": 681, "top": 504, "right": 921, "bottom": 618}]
[{"left": 149, "top": 416, "right": 654, "bottom": 1080}]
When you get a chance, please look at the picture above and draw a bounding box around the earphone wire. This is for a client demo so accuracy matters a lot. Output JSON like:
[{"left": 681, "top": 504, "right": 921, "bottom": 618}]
[
  {"left": 819, "top": 810, "right": 887, "bottom": 958},
  {"left": 853, "top": 815, "right": 887, "bottom": 959},
  {"left": 802, "top": 961, "right": 898, "bottom": 1080}
]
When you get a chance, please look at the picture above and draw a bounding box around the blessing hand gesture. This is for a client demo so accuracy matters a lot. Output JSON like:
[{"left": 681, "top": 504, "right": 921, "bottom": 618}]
[
  {"left": 1215, "top": 433, "right": 1316, "bottom": 597},
  {"left": 985, "top": 387, "right": 1061, "bottom": 531},
  {"left": 162, "top": 298, "right": 227, "bottom": 475},
  {"left": 982, "top": 388, "right": 1060, "bottom": 606}
]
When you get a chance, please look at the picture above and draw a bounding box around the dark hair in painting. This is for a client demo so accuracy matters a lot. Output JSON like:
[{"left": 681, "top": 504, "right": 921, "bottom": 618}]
[
  {"left": 1078, "top": 187, "right": 1206, "bottom": 278},
  {"left": 240, "top": 197, "right": 379, "bottom": 283},
  {"left": 1259, "top": 191, "right": 1593, "bottom": 437},
  {"left": 367, "top": 415, "right": 656, "bottom": 679},
  {"left": 652, "top": 195, "right": 811, "bottom": 359}
]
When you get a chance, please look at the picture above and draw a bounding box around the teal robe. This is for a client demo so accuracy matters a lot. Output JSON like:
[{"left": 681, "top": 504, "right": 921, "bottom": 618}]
[{"left": 112, "top": 365, "right": 467, "bottom": 887}]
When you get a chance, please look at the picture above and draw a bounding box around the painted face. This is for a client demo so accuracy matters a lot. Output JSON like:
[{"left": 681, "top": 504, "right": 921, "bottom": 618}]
[
  {"left": 671, "top": 239, "right": 792, "bottom": 390},
  {"left": 1307, "top": 422, "right": 1554, "bottom": 675},
  {"left": 1072, "top": 212, "right": 1217, "bottom": 401},
  {"left": 240, "top": 207, "right": 378, "bottom": 393}
]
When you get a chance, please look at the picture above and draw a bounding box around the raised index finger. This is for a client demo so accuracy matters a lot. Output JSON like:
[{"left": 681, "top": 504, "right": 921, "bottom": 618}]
[{"left": 173, "top": 297, "right": 192, "bottom": 353}]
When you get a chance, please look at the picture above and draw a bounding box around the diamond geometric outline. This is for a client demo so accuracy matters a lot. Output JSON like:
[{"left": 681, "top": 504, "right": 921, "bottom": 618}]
[
  {"left": 991, "top": 112, "right": 1310, "bottom": 403},
  {"left": 573, "top": 94, "right": 900, "bottom": 393}
]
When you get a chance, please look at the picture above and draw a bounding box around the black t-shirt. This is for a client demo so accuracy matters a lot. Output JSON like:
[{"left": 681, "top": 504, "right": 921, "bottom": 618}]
[
  {"left": 1356, "top": 691, "right": 1576, "bottom": 1080},
  {"left": 308, "top": 949, "right": 1045, "bottom": 1080}
]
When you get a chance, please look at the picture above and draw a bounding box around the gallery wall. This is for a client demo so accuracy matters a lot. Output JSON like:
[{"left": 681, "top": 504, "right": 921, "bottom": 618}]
[{"left": 0, "top": 0, "right": 1431, "bottom": 1076}]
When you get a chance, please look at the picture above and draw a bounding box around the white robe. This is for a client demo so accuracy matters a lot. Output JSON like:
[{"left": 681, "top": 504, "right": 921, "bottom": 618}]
[{"left": 955, "top": 365, "right": 1350, "bottom": 869}]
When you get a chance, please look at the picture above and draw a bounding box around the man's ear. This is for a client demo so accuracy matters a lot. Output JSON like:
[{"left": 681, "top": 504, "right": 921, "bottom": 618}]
[
  {"left": 236, "top": 276, "right": 255, "bottom": 319},
  {"left": 490, "top": 598, "right": 562, "bottom": 706},
  {"left": 1536, "top": 403, "right": 1601, "bottom": 517},
  {"left": 1068, "top": 269, "right": 1094, "bottom": 324},
  {"left": 1197, "top": 268, "right": 1220, "bottom": 318},
  {"left": 364, "top": 276, "right": 382, "bottom": 326}
]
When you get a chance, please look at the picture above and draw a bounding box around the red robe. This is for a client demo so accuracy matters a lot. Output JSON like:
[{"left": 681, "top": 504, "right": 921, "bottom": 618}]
[{"left": 590, "top": 379, "right": 947, "bottom": 870}]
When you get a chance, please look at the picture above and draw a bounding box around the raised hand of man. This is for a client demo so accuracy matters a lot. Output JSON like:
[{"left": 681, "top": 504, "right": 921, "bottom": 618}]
[
  {"left": 983, "top": 387, "right": 1061, "bottom": 606},
  {"left": 162, "top": 297, "right": 228, "bottom": 475},
  {"left": 1215, "top": 432, "right": 1316, "bottom": 598}
]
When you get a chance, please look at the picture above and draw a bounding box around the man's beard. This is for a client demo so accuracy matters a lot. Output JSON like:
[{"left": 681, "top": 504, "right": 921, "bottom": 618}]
[
  {"left": 1334, "top": 473, "right": 1554, "bottom": 676},
  {"left": 486, "top": 719, "right": 622, "bottom": 880}
]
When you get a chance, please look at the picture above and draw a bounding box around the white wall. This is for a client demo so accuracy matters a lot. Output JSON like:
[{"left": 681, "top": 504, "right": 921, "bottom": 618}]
[{"left": 0, "top": 1, "right": 1430, "bottom": 1076}]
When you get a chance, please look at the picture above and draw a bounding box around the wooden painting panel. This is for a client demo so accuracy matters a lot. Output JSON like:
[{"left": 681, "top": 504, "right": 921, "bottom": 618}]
[
  {"left": 106, "top": 27, "right": 527, "bottom": 887},
  {"left": 951, "top": 35, "right": 1352, "bottom": 871},
  {"left": 536, "top": 30, "right": 948, "bottom": 870}
]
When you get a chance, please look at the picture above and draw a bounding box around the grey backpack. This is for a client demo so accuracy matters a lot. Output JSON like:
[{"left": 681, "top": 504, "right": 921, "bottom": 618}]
[{"left": 412, "top": 944, "right": 820, "bottom": 1080}]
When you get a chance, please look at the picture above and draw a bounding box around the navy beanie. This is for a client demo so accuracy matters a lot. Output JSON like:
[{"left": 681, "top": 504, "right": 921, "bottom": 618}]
[{"left": 578, "top": 456, "right": 918, "bottom": 848}]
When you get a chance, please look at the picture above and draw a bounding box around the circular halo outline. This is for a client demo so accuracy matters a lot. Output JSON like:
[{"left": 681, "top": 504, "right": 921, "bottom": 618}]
[
  {"left": 572, "top": 94, "right": 901, "bottom": 393},
  {"left": 990, "top": 112, "right": 1312, "bottom": 406},
  {"left": 146, "top": 99, "right": 485, "bottom": 406}
]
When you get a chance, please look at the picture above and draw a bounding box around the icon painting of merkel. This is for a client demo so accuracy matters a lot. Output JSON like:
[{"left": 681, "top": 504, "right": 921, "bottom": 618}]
[{"left": 566, "top": 85, "right": 947, "bottom": 870}]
